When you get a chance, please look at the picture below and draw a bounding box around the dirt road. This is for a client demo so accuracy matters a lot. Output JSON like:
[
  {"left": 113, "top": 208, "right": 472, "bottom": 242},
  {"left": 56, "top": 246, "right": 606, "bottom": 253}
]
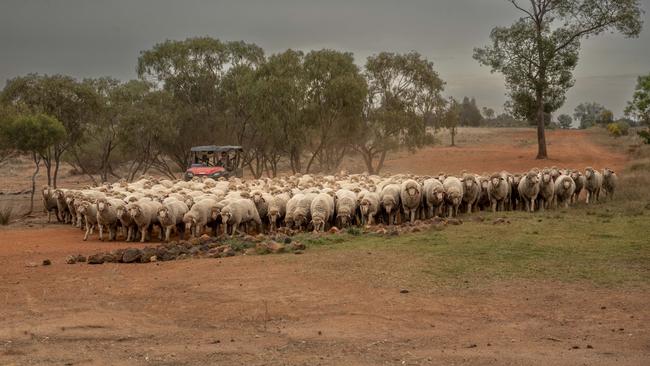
[{"left": 0, "top": 227, "right": 648, "bottom": 365}]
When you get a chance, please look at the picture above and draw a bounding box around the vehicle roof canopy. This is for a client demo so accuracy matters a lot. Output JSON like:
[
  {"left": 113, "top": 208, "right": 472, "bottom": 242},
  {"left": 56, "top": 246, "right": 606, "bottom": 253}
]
[{"left": 190, "top": 145, "right": 243, "bottom": 153}]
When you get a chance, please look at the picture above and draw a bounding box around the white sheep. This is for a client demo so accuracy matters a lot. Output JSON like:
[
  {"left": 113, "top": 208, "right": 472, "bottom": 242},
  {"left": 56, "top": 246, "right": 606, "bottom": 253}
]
[
  {"left": 584, "top": 167, "right": 603, "bottom": 204},
  {"left": 95, "top": 198, "right": 124, "bottom": 241},
  {"left": 461, "top": 175, "right": 480, "bottom": 214},
  {"left": 487, "top": 173, "right": 509, "bottom": 213},
  {"left": 537, "top": 169, "right": 555, "bottom": 211},
  {"left": 183, "top": 198, "right": 219, "bottom": 238},
  {"left": 518, "top": 171, "right": 540, "bottom": 212},
  {"left": 285, "top": 193, "right": 304, "bottom": 229},
  {"left": 293, "top": 193, "right": 318, "bottom": 230},
  {"left": 268, "top": 192, "right": 290, "bottom": 232},
  {"left": 310, "top": 193, "right": 335, "bottom": 232},
  {"left": 554, "top": 175, "right": 576, "bottom": 209},
  {"left": 400, "top": 179, "right": 422, "bottom": 223},
  {"left": 42, "top": 186, "right": 60, "bottom": 223},
  {"left": 569, "top": 170, "right": 585, "bottom": 204},
  {"left": 335, "top": 189, "right": 358, "bottom": 228},
  {"left": 128, "top": 200, "right": 163, "bottom": 243},
  {"left": 422, "top": 179, "right": 445, "bottom": 218},
  {"left": 115, "top": 202, "right": 138, "bottom": 242},
  {"left": 359, "top": 190, "right": 380, "bottom": 225},
  {"left": 380, "top": 184, "right": 401, "bottom": 225},
  {"left": 220, "top": 199, "right": 262, "bottom": 236},
  {"left": 157, "top": 200, "right": 189, "bottom": 242},
  {"left": 77, "top": 201, "right": 98, "bottom": 241},
  {"left": 601, "top": 168, "right": 618, "bottom": 200},
  {"left": 442, "top": 176, "right": 463, "bottom": 218}
]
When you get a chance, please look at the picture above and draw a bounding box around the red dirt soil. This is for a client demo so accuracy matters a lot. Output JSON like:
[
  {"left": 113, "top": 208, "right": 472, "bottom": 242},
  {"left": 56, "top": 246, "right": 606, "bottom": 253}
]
[{"left": 383, "top": 129, "right": 629, "bottom": 175}]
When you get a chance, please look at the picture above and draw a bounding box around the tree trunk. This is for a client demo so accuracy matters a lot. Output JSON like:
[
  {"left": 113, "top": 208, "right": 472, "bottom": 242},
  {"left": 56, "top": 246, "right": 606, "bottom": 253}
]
[
  {"left": 536, "top": 88, "right": 548, "bottom": 159},
  {"left": 450, "top": 127, "right": 456, "bottom": 147},
  {"left": 29, "top": 153, "right": 41, "bottom": 215}
]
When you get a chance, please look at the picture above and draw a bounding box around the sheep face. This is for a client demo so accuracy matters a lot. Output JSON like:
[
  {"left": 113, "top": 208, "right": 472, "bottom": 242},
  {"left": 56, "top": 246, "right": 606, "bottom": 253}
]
[
  {"left": 526, "top": 173, "right": 538, "bottom": 185},
  {"left": 491, "top": 176, "right": 500, "bottom": 187},
  {"left": 115, "top": 205, "right": 127, "bottom": 219},
  {"left": 252, "top": 192, "right": 264, "bottom": 204},
  {"left": 585, "top": 168, "right": 594, "bottom": 179},
  {"left": 360, "top": 200, "right": 370, "bottom": 215},
  {"left": 570, "top": 171, "right": 580, "bottom": 181},
  {"left": 128, "top": 205, "right": 142, "bottom": 219},
  {"left": 97, "top": 200, "right": 108, "bottom": 212},
  {"left": 562, "top": 179, "right": 572, "bottom": 190},
  {"left": 541, "top": 172, "right": 552, "bottom": 184},
  {"left": 158, "top": 208, "right": 168, "bottom": 220},
  {"left": 603, "top": 168, "right": 614, "bottom": 178}
]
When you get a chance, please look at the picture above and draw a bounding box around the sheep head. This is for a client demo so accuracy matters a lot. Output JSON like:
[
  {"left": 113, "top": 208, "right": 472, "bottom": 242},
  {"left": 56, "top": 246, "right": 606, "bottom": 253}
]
[
  {"left": 585, "top": 167, "right": 594, "bottom": 178},
  {"left": 128, "top": 204, "right": 142, "bottom": 219},
  {"left": 96, "top": 199, "right": 109, "bottom": 212},
  {"left": 526, "top": 172, "right": 538, "bottom": 185},
  {"left": 541, "top": 171, "right": 552, "bottom": 184}
]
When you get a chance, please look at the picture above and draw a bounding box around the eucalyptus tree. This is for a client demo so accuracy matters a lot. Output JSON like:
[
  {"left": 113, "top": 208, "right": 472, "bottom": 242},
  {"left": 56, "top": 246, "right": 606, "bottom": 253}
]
[
  {"left": 355, "top": 51, "right": 444, "bottom": 174},
  {"left": 474, "top": 0, "right": 643, "bottom": 159}
]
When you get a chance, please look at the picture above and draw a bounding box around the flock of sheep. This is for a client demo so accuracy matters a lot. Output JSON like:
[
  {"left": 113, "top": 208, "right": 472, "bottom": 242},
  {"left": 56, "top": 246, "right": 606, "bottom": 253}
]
[{"left": 42, "top": 167, "right": 618, "bottom": 243}]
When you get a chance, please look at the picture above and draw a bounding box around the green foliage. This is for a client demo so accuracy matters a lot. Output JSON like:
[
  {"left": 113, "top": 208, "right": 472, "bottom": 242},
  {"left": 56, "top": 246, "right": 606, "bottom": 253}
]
[
  {"left": 0, "top": 74, "right": 98, "bottom": 187},
  {"left": 625, "top": 73, "right": 650, "bottom": 126},
  {"left": 473, "top": 0, "right": 643, "bottom": 158},
  {"left": 557, "top": 114, "right": 573, "bottom": 129},
  {"left": 638, "top": 129, "right": 650, "bottom": 144},
  {"left": 459, "top": 97, "right": 483, "bottom": 127},
  {"left": 355, "top": 51, "right": 444, "bottom": 173},
  {"left": 3, "top": 114, "right": 66, "bottom": 154},
  {"left": 607, "top": 121, "right": 630, "bottom": 137},
  {"left": 574, "top": 102, "right": 612, "bottom": 129}
]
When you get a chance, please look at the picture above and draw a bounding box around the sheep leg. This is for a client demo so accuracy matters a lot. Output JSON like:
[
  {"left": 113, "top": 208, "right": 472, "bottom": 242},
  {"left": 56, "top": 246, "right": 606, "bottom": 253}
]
[
  {"left": 165, "top": 226, "right": 172, "bottom": 242},
  {"left": 140, "top": 226, "right": 147, "bottom": 243},
  {"left": 83, "top": 225, "right": 91, "bottom": 241},
  {"left": 99, "top": 224, "right": 104, "bottom": 241},
  {"left": 530, "top": 198, "right": 535, "bottom": 212}
]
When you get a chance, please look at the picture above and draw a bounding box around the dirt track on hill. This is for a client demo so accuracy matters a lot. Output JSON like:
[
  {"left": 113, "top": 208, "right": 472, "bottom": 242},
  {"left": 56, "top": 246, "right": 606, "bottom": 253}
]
[
  {"left": 383, "top": 129, "right": 629, "bottom": 175},
  {"left": 1, "top": 226, "right": 649, "bottom": 365}
]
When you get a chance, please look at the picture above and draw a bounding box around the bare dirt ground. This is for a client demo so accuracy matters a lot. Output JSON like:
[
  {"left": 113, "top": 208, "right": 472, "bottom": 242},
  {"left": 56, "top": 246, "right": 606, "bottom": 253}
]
[
  {"left": 382, "top": 128, "right": 630, "bottom": 175},
  {"left": 0, "top": 128, "right": 647, "bottom": 365}
]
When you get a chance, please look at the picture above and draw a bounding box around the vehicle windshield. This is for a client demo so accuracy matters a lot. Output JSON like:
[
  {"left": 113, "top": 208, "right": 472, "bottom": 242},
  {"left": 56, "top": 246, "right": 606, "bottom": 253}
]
[{"left": 191, "top": 150, "right": 235, "bottom": 169}]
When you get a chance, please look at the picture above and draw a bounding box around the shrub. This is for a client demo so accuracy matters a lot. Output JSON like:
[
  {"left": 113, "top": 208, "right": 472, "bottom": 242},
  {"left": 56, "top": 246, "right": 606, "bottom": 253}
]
[
  {"left": 607, "top": 121, "right": 630, "bottom": 137},
  {"left": 638, "top": 129, "right": 650, "bottom": 144},
  {"left": 0, "top": 205, "right": 12, "bottom": 225}
]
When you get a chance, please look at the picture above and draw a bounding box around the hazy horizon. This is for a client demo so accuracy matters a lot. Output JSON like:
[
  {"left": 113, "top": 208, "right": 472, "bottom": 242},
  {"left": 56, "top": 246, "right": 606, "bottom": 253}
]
[{"left": 1, "top": 0, "right": 649, "bottom": 120}]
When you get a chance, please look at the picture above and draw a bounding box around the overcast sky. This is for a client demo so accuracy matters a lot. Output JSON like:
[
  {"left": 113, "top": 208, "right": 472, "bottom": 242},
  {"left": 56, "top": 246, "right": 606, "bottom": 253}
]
[{"left": 1, "top": 0, "right": 649, "bottom": 119}]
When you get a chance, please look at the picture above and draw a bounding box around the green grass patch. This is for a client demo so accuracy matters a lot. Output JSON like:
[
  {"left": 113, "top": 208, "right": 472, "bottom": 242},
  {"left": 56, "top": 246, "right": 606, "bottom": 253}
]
[{"left": 299, "top": 208, "right": 648, "bottom": 288}]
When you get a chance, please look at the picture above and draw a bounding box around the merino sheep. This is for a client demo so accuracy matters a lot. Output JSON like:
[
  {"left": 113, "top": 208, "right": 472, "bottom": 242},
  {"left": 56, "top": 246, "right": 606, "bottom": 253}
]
[
  {"left": 554, "top": 175, "right": 576, "bottom": 209},
  {"left": 380, "top": 184, "right": 401, "bottom": 225},
  {"left": 443, "top": 176, "right": 463, "bottom": 218},
  {"left": 336, "top": 189, "right": 359, "bottom": 228},
  {"left": 77, "top": 201, "right": 98, "bottom": 241},
  {"left": 251, "top": 190, "right": 274, "bottom": 231},
  {"left": 310, "top": 193, "right": 335, "bottom": 232},
  {"left": 183, "top": 198, "right": 219, "bottom": 238},
  {"left": 42, "top": 186, "right": 60, "bottom": 223},
  {"left": 285, "top": 193, "right": 305, "bottom": 229},
  {"left": 293, "top": 193, "right": 318, "bottom": 230},
  {"left": 461, "top": 175, "right": 480, "bottom": 214},
  {"left": 220, "top": 199, "right": 262, "bottom": 236},
  {"left": 359, "top": 191, "right": 380, "bottom": 225},
  {"left": 487, "top": 173, "right": 509, "bottom": 213},
  {"left": 115, "top": 202, "right": 138, "bottom": 242},
  {"left": 268, "top": 192, "right": 290, "bottom": 232},
  {"left": 422, "top": 178, "right": 445, "bottom": 218},
  {"left": 584, "top": 167, "right": 603, "bottom": 204},
  {"left": 570, "top": 170, "right": 585, "bottom": 204},
  {"left": 54, "top": 189, "right": 71, "bottom": 223},
  {"left": 518, "top": 171, "right": 540, "bottom": 212},
  {"left": 157, "top": 200, "right": 189, "bottom": 242},
  {"left": 128, "top": 200, "right": 163, "bottom": 243},
  {"left": 601, "top": 168, "right": 618, "bottom": 200},
  {"left": 510, "top": 174, "right": 522, "bottom": 211},
  {"left": 400, "top": 179, "right": 422, "bottom": 223},
  {"left": 537, "top": 170, "right": 555, "bottom": 211},
  {"left": 96, "top": 198, "right": 124, "bottom": 241}
]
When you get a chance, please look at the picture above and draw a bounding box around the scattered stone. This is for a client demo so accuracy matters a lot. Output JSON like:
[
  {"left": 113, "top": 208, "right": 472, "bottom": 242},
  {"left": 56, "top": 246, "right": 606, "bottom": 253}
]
[
  {"left": 493, "top": 218, "right": 510, "bottom": 225},
  {"left": 25, "top": 262, "right": 38, "bottom": 268},
  {"left": 586, "top": 344, "right": 593, "bottom": 349},
  {"left": 255, "top": 243, "right": 270, "bottom": 255},
  {"left": 469, "top": 216, "right": 485, "bottom": 222},
  {"left": 388, "top": 228, "right": 400, "bottom": 236},
  {"left": 447, "top": 218, "right": 463, "bottom": 225},
  {"left": 87, "top": 254, "right": 105, "bottom": 265},
  {"left": 75, "top": 255, "right": 86, "bottom": 263},
  {"left": 122, "top": 248, "right": 142, "bottom": 263},
  {"left": 283, "top": 236, "right": 292, "bottom": 244},
  {"left": 400, "top": 289, "right": 409, "bottom": 294},
  {"left": 244, "top": 248, "right": 257, "bottom": 256},
  {"left": 42, "top": 259, "right": 51, "bottom": 266},
  {"left": 65, "top": 256, "right": 77, "bottom": 264},
  {"left": 466, "top": 344, "right": 477, "bottom": 348},
  {"left": 149, "top": 255, "right": 158, "bottom": 263},
  {"left": 294, "top": 250, "right": 303, "bottom": 255},
  {"left": 140, "top": 247, "right": 158, "bottom": 263},
  {"left": 199, "top": 234, "right": 212, "bottom": 244},
  {"left": 328, "top": 226, "right": 340, "bottom": 234},
  {"left": 571, "top": 345, "right": 580, "bottom": 350}
]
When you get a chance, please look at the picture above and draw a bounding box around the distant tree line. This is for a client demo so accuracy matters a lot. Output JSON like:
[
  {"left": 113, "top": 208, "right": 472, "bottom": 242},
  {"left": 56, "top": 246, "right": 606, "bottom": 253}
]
[{"left": 0, "top": 39, "right": 453, "bottom": 184}]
